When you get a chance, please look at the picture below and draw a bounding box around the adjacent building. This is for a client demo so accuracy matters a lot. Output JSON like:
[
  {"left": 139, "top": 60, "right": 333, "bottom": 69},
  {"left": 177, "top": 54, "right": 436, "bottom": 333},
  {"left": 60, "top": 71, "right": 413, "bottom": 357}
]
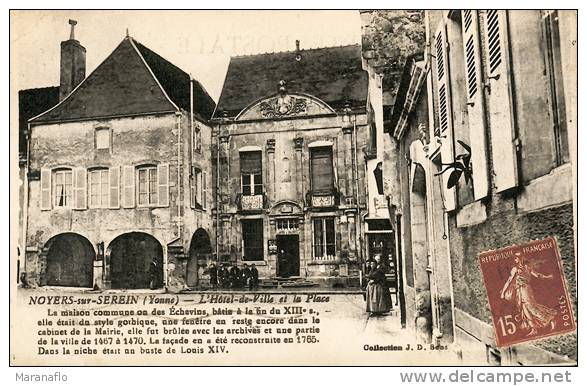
[
  {"left": 362, "top": 10, "right": 577, "bottom": 364},
  {"left": 21, "top": 23, "right": 216, "bottom": 291},
  {"left": 211, "top": 43, "right": 370, "bottom": 284}
]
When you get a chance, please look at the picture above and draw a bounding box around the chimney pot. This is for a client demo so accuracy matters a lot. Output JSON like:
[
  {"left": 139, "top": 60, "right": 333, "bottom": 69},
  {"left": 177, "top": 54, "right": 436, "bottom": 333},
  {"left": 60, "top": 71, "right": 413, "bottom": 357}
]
[{"left": 68, "top": 19, "right": 77, "bottom": 40}]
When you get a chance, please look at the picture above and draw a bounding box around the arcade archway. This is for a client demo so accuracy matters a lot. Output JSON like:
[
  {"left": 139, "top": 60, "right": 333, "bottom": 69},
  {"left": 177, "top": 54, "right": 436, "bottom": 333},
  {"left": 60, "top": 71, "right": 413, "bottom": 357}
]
[
  {"left": 44, "top": 233, "right": 95, "bottom": 287},
  {"left": 186, "top": 229, "right": 212, "bottom": 287},
  {"left": 108, "top": 232, "right": 163, "bottom": 289}
]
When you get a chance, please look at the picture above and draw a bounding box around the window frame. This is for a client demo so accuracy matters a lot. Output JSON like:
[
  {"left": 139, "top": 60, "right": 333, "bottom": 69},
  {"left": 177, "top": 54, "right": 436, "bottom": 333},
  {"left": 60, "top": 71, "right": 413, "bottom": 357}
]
[
  {"left": 240, "top": 151, "right": 263, "bottom": 196},
  {"left": 191, "top": 167, "right": 203, "bottom": 210},
  {"left": 88, "top": 168, "right": 110, "bottom": 208},
  {"left": 312, "top": 217, "right": 336, "bottom": 261},
  {"left": 241, "top": 218, "right": 264, "bottom": 261},
  {"left": 309, "top": 146, "right": 335, "bottom": 193},
  {"left": 542, "top": 10, "right": 569, "bottom": 167},
  {"left": 53, "top": 168, "right": 73, "bottom": 208},
  {"left": 136, "top": 165, "right": 158, "bottom": 207}
]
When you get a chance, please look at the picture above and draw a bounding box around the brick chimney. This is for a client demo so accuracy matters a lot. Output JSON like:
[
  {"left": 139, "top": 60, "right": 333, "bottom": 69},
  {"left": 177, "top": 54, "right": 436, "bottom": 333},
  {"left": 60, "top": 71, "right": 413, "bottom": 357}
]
[{"left": 59, "top": 19, "right": 86, "bottom": 101}]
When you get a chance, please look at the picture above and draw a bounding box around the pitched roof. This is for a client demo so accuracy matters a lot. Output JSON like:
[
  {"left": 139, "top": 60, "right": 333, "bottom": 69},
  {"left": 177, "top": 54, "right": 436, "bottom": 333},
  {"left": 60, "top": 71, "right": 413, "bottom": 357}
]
[
  {"left": 31, "top": 37, "right": 216, "bottom": 124},
  {"left": 214, "top": 44, "right": 368, "bottom": 118},
  {"left": 18, "top": 86, "right": 59, "bottom": 155}
]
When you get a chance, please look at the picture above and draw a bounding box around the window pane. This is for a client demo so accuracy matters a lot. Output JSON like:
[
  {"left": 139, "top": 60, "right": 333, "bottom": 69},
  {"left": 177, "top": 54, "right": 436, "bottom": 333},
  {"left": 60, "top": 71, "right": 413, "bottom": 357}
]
[
  {"left": 325, "top": 218, "right": 335, "bottom": 243},
  {"left": 310, "top": 147, "right": 334, "bottom": 191},
  {"left": 313, "top": 219, "right": 324, "bottom": 258},
  {"left": 240, "top": 151, "right": 262, "bottom": 174}
]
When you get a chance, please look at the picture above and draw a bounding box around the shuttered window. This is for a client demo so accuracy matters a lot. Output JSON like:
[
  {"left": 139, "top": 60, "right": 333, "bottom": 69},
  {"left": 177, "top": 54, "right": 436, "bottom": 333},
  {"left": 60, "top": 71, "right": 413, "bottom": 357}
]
[
  {"left": 310, "top": 146, "right": 334, "bottom": 192},
  {"left": 462, "top": 10, "right": 490, "bottom": 200},
  {"left": 483, "top": 10, "right": 518, "bottom": 192},
  {"left": 240, "top": 151, "right": 263, "bottom": 196},
  {"left": 89, "top": 168, "right": 109, "bottom": 208},
  {"left": 242, "top": 219, "right": 264, "bottom": 261},
  {"left": 53, "top": 169, "right": 73, "bottom": 208},
  {"left": 137, "top": 166, "right": 158, "bottom": 206},
  {"left": 435, "top": 21, "right": 457, "bottom": 211}
]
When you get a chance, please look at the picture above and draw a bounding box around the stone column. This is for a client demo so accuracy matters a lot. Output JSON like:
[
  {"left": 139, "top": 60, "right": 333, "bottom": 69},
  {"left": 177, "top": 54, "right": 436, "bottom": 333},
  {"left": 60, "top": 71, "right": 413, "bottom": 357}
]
[
  {"left": 341, "top": 126, "right": 354, "bottom": 256},
  {"left": 266, "top": 139, "right": 276, "bottom": 203},
  {"left": 294, "top": 137, "right": 304, "bottom": 203},
  {"left": 218, "top": 134, "right": 230, "bottom": 259},
  {"left": 342, "top": 126, "right": 354, "bottom": 205},
  {"left": 298, "top": 218, "right": 306, "bottom": 277}
]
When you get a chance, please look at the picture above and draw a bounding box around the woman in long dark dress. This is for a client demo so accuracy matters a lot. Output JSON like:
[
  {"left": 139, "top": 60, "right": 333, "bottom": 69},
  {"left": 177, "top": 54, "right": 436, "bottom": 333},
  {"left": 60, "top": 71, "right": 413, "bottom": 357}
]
[{"left": 366, "top": 255, "right": 392, "bottom": 315}]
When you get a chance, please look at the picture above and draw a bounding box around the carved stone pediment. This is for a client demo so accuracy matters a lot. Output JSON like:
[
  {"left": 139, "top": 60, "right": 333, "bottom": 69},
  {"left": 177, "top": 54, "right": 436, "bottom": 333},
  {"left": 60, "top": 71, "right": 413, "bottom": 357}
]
[
  {"left": 236, "top": 93, "right": 335, "bottom": 121},
  {"left": 269, "top": 200, "right": 303, "bottom": 216}
]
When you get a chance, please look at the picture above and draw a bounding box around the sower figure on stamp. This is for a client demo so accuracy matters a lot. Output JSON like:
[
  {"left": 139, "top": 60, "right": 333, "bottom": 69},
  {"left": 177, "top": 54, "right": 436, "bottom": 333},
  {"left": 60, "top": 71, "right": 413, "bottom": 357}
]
[
  {"left": 500, "top": 252, "right": 557, "bottom": 336},
  {"left": 365, "top": 254, "right": 392, "bottom": 316}
]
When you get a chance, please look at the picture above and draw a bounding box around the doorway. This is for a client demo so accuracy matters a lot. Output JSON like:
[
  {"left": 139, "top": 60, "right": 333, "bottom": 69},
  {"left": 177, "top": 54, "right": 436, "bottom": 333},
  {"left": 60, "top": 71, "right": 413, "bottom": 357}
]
[{"left": 276, "top": 235, "right": 299, "bottom": 278}]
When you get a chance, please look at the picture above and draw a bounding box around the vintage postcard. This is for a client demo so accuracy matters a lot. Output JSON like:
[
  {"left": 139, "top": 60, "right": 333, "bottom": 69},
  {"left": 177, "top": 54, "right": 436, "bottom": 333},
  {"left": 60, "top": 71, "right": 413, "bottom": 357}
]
[{"left": 9, "top": 9, "right": 577, "bottom": 366}]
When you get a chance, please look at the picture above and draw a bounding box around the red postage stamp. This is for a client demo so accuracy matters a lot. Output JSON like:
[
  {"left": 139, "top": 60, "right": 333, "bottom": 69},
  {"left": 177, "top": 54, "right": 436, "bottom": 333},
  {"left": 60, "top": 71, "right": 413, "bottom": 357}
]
[{"left": 479, "top": 237, "right": 575, "bottom": 347}]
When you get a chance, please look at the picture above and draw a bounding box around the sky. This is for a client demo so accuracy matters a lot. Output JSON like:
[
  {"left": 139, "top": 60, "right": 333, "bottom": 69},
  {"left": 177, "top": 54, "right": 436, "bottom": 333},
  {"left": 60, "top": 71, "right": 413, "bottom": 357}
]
[{"left": 10, "top": 10, "right": 362, "bottom": 102}]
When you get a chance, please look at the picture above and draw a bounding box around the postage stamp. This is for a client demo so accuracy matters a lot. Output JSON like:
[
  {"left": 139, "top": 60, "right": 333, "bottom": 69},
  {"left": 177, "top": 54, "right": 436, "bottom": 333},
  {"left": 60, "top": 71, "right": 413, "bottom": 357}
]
[{"left": 479, "top": 237, "right": 576, "bottom": 347}]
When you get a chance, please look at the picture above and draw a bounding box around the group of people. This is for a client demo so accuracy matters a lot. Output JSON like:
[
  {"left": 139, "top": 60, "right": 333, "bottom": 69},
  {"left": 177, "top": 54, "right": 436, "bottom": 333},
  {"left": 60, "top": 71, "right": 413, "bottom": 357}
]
[
  {"left": 208, "top": 262, "right": 259, "bottom": 290},
  {"left": 365, "top": 254, "right": 393, "bottom": 316}
]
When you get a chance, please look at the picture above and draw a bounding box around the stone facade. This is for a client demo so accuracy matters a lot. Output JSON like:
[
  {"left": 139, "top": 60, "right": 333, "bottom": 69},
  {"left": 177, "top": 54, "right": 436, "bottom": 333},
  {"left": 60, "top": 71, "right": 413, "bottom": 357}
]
[
  {"left": 213, "top": 96, "right": 369, "bottom": 283},
  {"left": 21, "top": 32, "right": 216, "bottom": 291}
]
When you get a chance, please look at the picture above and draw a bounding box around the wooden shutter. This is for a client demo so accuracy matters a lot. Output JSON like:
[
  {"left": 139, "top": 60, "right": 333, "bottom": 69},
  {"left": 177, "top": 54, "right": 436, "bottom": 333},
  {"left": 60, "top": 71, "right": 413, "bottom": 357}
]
[
  {"left": 435, "top": 21, "right": 457, "bottom": 211},
  {"left": 462, "top": 10, "right": 490, "bottom": 200},
  {"left": 122, "top": 165, "right": 135, "bottom": 208},
  {"left": 109, "top": 166, "right": 120, "bottom": 208},
  {"left": 484, "top": 10, "right": 518, "bottom": 192},
  {"left": 73, "top": 167, "right": 87, "bottom": 210},
  {"left": 157, "top": 163, "right": 169, "bottom": 207},
  {"left": 311, "top": 147, "right": 334, "bottom": 192},
  {"left": 40, "top": 168, "right": 51, "bottom": 210},
  {"left": 202, "top": 171, "right": 207, "bottom": 209}
]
